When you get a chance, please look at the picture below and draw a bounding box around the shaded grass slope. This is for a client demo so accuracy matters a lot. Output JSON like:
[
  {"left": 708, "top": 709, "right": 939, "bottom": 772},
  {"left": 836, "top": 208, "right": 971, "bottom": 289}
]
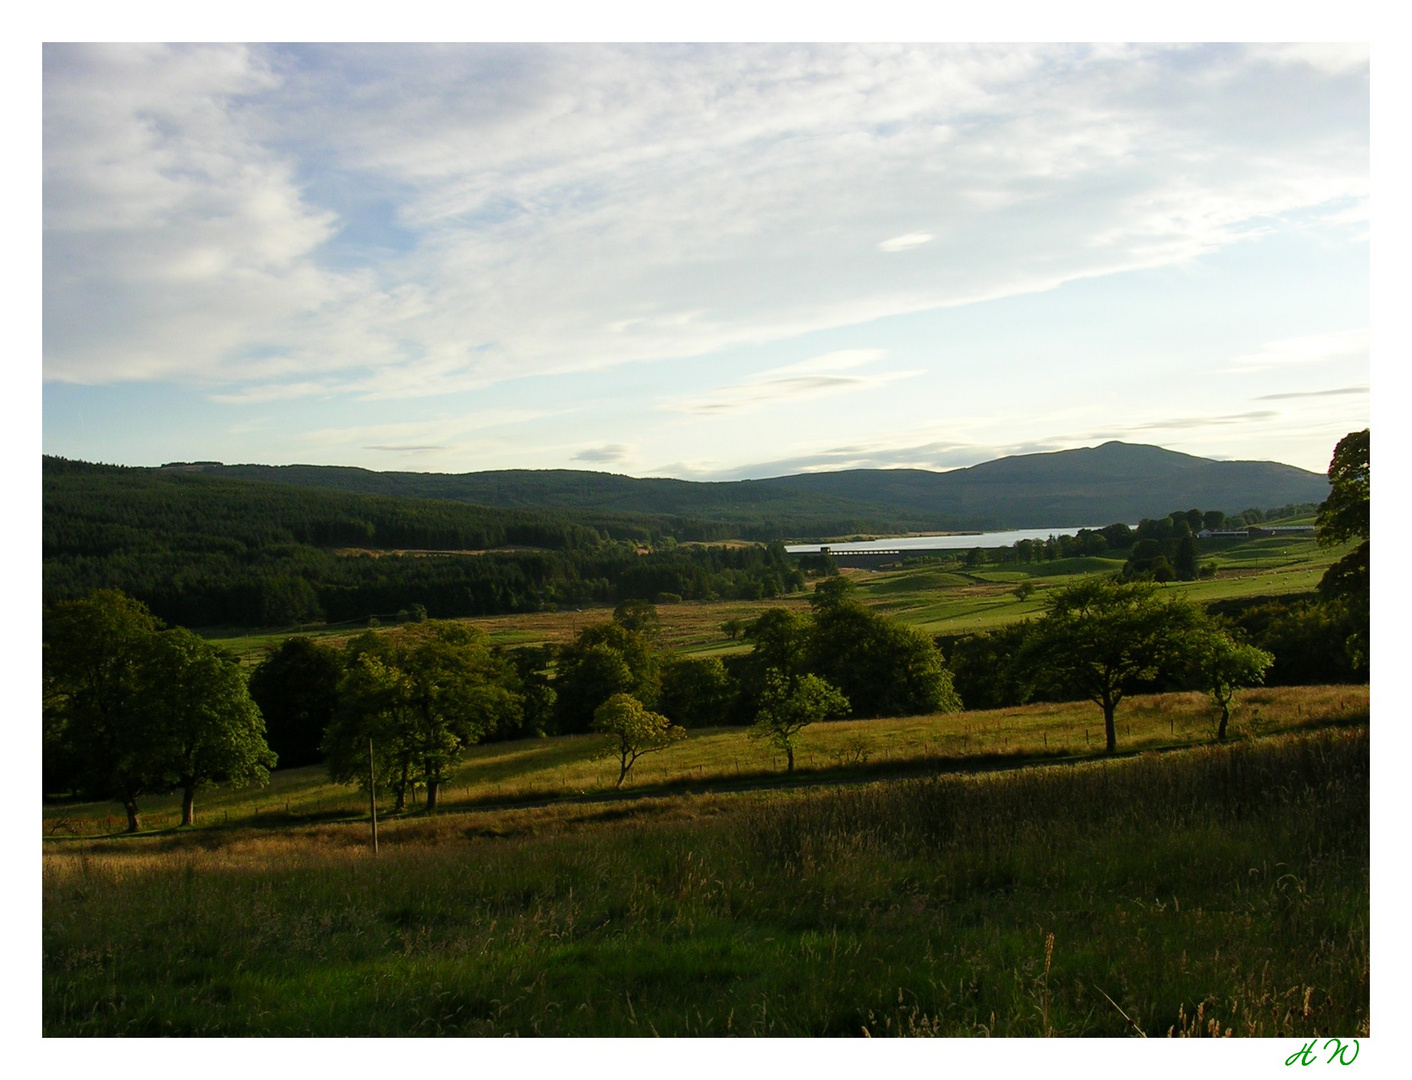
[{"left": 44, "top": 728, "right": 1367, "bottom": 1036}]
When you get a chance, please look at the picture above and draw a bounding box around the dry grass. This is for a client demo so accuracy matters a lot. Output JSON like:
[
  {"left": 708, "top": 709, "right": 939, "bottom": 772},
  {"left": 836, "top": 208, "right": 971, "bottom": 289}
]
[
  {"left": 42, "top": 684, "right": 1367, "bottom": 838},
  {"left": 43, "top": 729, "right": 1369, "bottom": 1036}
]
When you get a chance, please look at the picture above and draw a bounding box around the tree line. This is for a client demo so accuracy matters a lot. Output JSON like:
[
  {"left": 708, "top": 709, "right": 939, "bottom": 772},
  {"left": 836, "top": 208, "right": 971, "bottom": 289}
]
[
  {"left": 44, "top": 591, "right": 275, "bottom": 830},
  {"left": 47, "top": 568, "right": 1283, "bottom": 823},
  {"left": 242, "top": 587, "right": 962, "bottom": 783},
  {"left": 946, "top": 432, "right": 1368, "bottom": 710},
  {"left": 45, "top": 458, "right": 807, "bottom": 627},
  {"left": 43, "top": 431, "right": 1365, "bottom": 821}
]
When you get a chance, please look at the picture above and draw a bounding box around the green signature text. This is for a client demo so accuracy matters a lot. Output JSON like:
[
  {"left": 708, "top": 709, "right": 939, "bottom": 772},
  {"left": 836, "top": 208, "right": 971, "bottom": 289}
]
[{"left": 1287, "top": 1039, "right": 1360, "bottom": 1066}]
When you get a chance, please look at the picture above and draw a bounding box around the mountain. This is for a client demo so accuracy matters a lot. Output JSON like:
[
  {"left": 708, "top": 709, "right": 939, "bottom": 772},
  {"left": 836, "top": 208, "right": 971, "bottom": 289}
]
[
  {"left": 159, "top": 441, "right": 1327, "bottom": 534},
  {"left": 759, "top": 442, "right": 1329, "bottom": 527}
]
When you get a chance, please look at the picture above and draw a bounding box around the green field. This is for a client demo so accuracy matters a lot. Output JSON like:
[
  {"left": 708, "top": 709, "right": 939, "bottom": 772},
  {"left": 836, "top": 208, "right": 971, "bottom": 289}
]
[
  {"left": 45, "top": 531, "right": 1367, "bottom": 1037},
  {"left": 203, "top": 533, "right": 1350, "bottom": 665},
  {"left": 43, "top": 716, "right": 1369, "bottom": 1036},
  {"left": 43, "top": 683, "right": 1366, "bottom": 837}
]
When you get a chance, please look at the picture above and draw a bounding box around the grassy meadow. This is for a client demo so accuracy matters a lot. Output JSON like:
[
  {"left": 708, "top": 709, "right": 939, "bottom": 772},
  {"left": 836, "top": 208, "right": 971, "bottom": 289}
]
[
  {"left": 43, "top": 726, "right": 1368, "bottom": 1036},
  {"left": 42, "top": 684, "right": 1367, "bottom": 835},
  {"left": 202, "top": 532, "right": 1351, "bottom": 664},
  {"left": 44, "top": 530, "right": 1368, "bottom": 1037}
]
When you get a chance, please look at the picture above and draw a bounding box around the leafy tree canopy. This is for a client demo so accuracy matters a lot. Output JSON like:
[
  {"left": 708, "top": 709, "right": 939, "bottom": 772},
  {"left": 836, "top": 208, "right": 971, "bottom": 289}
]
[
  {"left": 248, "top": 637, "right": 342, "bottom": 768},
  {"left": 1187, "top": 628, "right": 1273, "bottom": 740},
  {"left": 323, "top": 622, "right": 521, "bottom": 811},
  {"left": 592, "top": 693, "right": 685, "bottom": 787},
  {"left": 144, "top": 626, "right": 276, "bottom": 825},
  {"left": 1024, "top": 576, "right": 1205, "bottom": 753},
  {"left": 43, "top": 589, "right": 273, "bottom": 830},
  {"left": 749, "top": 671, "right": 849, "bottom": 773},
  {"left": 1317, "top": 429, "right": 1369, "bottom": 601}
]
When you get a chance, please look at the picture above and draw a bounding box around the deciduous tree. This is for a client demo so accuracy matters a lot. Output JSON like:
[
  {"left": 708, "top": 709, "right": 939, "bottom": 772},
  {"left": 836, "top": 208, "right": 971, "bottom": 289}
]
[
  {"left": 750, "top": 672, "right": 849, "bottom": 773},
  {"left": 1315, "top": 429, "right": 1370, "bottom": 671},
  {"left": 145, "top": 627, "right": 276, "bottom": 826},
  {"left": 324, "top": 623, "right": 522, "bottom": 811},
  {"left": 248, "top": 636, "right": 341, "bottom": 768},
  {"left": 43, "top": 590, "right": 165, "bottom": 831},
  {"left": 553, "top": 622, "right": 660, "bottom": 734},
  {"left": 658, "top": 655, "right": 736, "bottom": 729},
  {"left": 44, "top": 589, "right": 275, "bottom": 830},
  {"left": 1317, "top": 429, "right": 1369, "bottom": 597},
  {"left": 592, "top": 693, "right": 685, "bottom": 787},
  {"left": 1187, "top": 629, "right": 1274, "bottom": 740},
  {"left": 807, "top": 599, "right": 961, "bottom": 718},
  {"left": 1024, "top": 577, "right": 1204, "bottom": 753}
]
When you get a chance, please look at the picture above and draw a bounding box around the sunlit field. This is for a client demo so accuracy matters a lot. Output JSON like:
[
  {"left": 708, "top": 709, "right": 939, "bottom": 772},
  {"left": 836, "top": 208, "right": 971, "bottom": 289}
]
[
  {"left": 44, "top": 727, "right": 1368, "bottom": 1037},
  {"left": 201, "top": 533, "right": 1350, "bottom": 665},
  {"left": 43, "top": 684, "right": 1366, "bottom": 836}
]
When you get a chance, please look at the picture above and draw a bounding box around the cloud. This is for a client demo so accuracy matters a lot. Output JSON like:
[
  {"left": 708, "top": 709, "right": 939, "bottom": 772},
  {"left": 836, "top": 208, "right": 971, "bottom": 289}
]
[
  {"left": 682, "top": 434, "right": 1084, "bottom": 480},
  {"left": 1086, "top": 411, "right": 1282, "bottom": 440},
  {"left": 1223, "top": 329, "right": 1369, "bottom": 374},
  {"left": 878, "top": 233, "right": 933, "bottom": 252},
  {"left": 1260, "top": 43, "right": 1369, "bottom": 76},
  {"left": 573, "top": 444, "right": 634, "bottom": 464},
  {"left": 663, "top": 348, "right": 920, "bottom": 415},
  {"left": 1254, "top": 386, "right": 1368, "bottom": 401},
  {"left": 44, "top": 43, "right": 1368, "bottom": 406},
  {"left": 293, "top": 409, "right": 559, "bottom": 455}
]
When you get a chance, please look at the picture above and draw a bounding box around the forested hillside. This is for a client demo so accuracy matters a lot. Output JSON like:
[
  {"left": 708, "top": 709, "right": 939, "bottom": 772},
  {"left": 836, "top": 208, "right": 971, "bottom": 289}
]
[
  {"left": 43, "top": 441, "right": 1333, "bottom": 630},
  {"left": 157, "top": 461, "right": 930, "bottom": 538},
  {"left": 164, "top": 440, "right": 1328, "bottom": 530},
  {"left": 43, "top": 458, "right": 804, "bottom": 627}
]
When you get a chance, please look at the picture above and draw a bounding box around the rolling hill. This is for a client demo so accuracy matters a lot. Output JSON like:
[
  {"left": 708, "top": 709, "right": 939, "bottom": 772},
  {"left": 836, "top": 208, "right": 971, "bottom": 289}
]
[{"left": 163, "top": 441, "right": 1328, "bottom": 533}]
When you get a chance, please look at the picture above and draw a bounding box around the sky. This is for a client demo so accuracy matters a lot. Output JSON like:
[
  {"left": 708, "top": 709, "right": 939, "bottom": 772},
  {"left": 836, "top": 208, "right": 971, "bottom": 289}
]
[{"left": 42, "top": 42, "right": 1370, "bottom": 479}]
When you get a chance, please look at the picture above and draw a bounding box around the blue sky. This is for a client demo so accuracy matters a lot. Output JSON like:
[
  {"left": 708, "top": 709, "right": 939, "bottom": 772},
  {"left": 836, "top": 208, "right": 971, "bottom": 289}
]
[{"left": 42, "top": 42, "right": 1369, "bottom": 478}]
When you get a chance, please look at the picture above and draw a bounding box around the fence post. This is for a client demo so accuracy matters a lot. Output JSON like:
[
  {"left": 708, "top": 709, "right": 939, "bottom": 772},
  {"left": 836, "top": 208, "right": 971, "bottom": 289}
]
[{"left": 368, "top": 738, "right": 379, "bottom": 855}]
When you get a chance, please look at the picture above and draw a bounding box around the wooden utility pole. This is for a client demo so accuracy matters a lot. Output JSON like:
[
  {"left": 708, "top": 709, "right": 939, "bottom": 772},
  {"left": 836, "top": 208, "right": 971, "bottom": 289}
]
[{"left": 368, "top": 737, "right": 379, "bottom": 855}]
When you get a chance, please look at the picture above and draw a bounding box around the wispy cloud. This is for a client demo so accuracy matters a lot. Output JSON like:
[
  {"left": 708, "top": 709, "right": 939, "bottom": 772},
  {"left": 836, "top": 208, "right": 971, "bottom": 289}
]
[
  {"left": 1089, "top": 411, "right": 1282, "bottom": 439},
  {"left": 1223, "top": 329, "right": 1369, "bottom": 374},
  {"left": 1254, "top": 385, "right": 1368, "bottom": 401},
  {"left": 682, "top": 434, "right": 1085, "bottom": 481},
  {"left": 663, "top": 349, "right": 919, "bottom": 415},
  {"left": 45, "top": 43, "right": 1369, "bottom": 402},
  {"left": 573, "top": 444, "right": 634, "bottom": 464},
  {"left": 295, "top": 409, "right": 559, "bottom": 453},
  {"left": 878, "top": 233, "right": 933, "bottom": 253}
]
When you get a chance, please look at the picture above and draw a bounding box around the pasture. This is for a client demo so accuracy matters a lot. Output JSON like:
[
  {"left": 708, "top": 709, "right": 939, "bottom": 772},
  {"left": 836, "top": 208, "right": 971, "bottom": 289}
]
[
  {"left": 45, "top": 531, "right": 1366, "bottom": 1037},
  {"left": 203, "top": 532, "right": 1348, "bottom": 664},
  {"left": 42, "top": 684, "right": 1366, "bottom": 836},
  {"left": 43, "top": 725, "right": 1369, "bottom": 1036}
]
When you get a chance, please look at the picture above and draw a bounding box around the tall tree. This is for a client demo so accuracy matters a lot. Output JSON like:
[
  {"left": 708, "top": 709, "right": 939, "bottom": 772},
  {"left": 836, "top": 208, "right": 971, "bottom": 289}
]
[
  {"left": 325, "top": 638, "right": 416, "bottom": 810},
  {"left": 592, "top": 693, "right": 686, "bottom": 787},
  {"left": 552, "top": 622, "right": 660, "bottom": 734},
  {"left": 612, "top": 599, "right": 662, "bottom": 637},
  {"left": 145, "top": 628, "right": 276, "bottom": 826},
  {"left": 1024, "top": 577, "right": 1204, "bottom": 753},
  {"left": 750, "top": 671, "right": 849, "bottom": 773},
  {"left": 324, "top": 623, "right": 521, "bottom": 811},
  {"left": 1317, "top": 429, "right": 1369, "bottom": 598},
  {"left": 43, "top": 590, "right": 164, "bottom": 831},
  {"left": 44, "top": 590, "right": 275, "bottom": 830},
  {"left": 1316, "top": 429, "right": 1370, "bottom": 672},
  {"left": 807, "top": 599, "right": 962, "bottom": 718},
  {"left": 248, "top": 637, "right": 342, "bottom": 768},
  {"left": 658, "top": 656, "right": 737, "bottom": 729},
  {"left": 1187, "top": 629, "right": 1274, "bottom": 740}
]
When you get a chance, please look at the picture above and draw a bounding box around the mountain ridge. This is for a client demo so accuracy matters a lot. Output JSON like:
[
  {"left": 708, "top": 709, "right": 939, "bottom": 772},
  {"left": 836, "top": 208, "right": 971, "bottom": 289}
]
[{"left": 145, "top": 440, "right": 1328, "bottom": 533}]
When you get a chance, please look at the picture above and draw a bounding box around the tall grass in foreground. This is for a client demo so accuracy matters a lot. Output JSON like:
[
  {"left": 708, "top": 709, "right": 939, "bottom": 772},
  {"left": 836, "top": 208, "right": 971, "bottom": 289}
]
[{"left": 44, "top": 729, "right": 1367, "bottom": 1036}]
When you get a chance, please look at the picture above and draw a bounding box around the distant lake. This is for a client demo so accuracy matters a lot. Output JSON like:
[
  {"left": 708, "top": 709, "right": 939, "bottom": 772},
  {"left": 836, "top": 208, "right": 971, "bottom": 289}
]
[{"left": 784, "top": 527, "right": 1105, "bottom": 555}]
